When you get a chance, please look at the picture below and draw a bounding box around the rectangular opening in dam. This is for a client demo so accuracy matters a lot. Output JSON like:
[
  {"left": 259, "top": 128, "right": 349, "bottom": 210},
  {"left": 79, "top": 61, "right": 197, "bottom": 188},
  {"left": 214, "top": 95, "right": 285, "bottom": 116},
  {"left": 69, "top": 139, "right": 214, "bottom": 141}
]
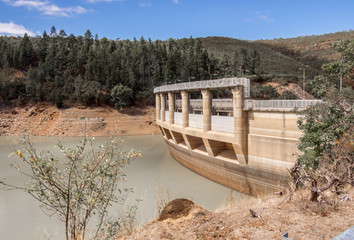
[
  {"left": 170, "top": 130, "right": 187, "bottom": 147},
  {"left": 163, "top": 127, "right": 173, "bottom": 140},
  {"left": 218, "top": 142, "right": 238, "bottom": 162},
  {"left": 185, "top": 134, "right": 207, "bottom": 154},
  {"left": 206, "top": 140, "right": 237, "bottom": 162}
]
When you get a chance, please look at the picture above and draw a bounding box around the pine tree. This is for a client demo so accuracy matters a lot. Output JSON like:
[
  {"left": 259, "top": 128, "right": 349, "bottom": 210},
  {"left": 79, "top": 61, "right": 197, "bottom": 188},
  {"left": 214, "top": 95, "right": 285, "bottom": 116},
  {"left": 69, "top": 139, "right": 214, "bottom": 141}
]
[
  {"left": 39, "top": 31, "right": 49, "bottom": 62},
  {"left": 19, "top": 33, "right": 34, "bottom": 68},
  {"left": 50, "top": 26, "right": 57, "bottom": 38}
]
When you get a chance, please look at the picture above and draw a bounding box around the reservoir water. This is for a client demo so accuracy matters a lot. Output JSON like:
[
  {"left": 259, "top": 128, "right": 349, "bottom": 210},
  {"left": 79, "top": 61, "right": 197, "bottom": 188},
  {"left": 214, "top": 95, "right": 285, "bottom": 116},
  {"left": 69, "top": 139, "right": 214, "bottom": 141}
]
[{"left": 0, "top": 135, "right": 245, "bottom": 239}]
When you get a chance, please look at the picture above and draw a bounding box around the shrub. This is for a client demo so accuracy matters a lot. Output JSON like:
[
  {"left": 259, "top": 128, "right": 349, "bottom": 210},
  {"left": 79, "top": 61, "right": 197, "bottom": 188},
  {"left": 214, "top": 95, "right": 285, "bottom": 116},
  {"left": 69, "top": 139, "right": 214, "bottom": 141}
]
[
  {"left": 294, "top": 88, "right": 353, "bottom": 201},
  {"left": 111, "top": 84, "right": 134, "bottom": 110},
  {"left": 1, "top": 132, "right": 141, "bottom": 240},
  {"left": 278, "top": 90, "right": 298, "bottom": 99},
  {"left": 250, "top": 85, "right": 279, "bottom": 99}
]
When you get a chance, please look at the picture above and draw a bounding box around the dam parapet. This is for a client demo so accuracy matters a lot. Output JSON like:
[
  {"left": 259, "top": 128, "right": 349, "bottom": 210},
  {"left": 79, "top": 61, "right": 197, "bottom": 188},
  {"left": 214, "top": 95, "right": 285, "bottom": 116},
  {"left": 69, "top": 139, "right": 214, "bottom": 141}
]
[{"left": 154, "top": 78, "right": 321, "bottom": 196}]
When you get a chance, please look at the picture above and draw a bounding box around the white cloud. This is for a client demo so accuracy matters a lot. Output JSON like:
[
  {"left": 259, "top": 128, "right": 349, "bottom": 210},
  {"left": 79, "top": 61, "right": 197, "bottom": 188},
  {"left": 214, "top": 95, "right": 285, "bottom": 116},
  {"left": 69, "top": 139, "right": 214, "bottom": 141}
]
[
  {"left": 255, "top": 11, "right": 274, "bottom": 23},
  {"left": 172, "top": 0, "right": 180, "bottom": 4},
  {"left": 85, "top": 0, "right": 124, "bottom": 3},
  {"left": 139, "top": 2, "right": 151, "bottom": 7},
  {"left": 0, "top": 21, "right": 36, "bottom": 36},
  {"left": 244, "top": 11, "right": 274, "bottom": 23},
  {"left": 1, "top": 0, "right": 91, "bottom": 17}
]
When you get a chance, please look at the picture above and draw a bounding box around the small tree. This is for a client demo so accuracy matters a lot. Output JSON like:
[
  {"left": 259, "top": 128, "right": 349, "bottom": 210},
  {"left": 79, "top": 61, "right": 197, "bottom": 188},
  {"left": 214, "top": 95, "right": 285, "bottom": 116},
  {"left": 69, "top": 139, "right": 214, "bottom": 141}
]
[
  {"left": 286, "top": 40, "right": 354, "bottom": 203},
  {"left": 55, "top": 89, "right": 63, "bottom": 108},
  {"left": 295, "top": 87, "right": 353, "bottom": 201},
  {"left": 111, "top": 84, "right": 133, "bottom": 110},
  {"left": 1, "top": 132, "right": 140, "bottom": 240}
]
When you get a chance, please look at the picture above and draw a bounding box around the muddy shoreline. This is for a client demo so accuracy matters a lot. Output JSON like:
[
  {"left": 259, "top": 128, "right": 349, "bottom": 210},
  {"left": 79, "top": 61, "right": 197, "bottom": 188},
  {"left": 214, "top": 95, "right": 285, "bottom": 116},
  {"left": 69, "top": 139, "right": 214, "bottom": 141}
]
[{"left": 0, "top": 103, "right": 160, "bottom": 137}]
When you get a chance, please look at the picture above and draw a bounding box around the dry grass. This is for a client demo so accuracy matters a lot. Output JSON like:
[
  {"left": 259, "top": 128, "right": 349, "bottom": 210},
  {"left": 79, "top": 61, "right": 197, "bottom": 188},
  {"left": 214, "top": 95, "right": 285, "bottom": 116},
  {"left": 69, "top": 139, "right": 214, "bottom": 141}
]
[
  {"left": 119, "top": 187, "right": 354, "bottom": 240},
  {"left": 156, "top": 183, "right": 171, "bottom": 216}
]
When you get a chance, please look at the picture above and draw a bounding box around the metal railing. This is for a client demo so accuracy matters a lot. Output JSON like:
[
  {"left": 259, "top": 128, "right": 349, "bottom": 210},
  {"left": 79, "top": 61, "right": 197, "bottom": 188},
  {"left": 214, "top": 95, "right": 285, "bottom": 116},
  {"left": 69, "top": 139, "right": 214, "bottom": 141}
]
[
  {"left": 173, "top": 99, "right": 322, "bottom": 111},
  {"left": 245, "top": 100, "right": 322, "bottom": 110},
  {"left": 154, "top": 77, "right": 250, "bottom": 98}
]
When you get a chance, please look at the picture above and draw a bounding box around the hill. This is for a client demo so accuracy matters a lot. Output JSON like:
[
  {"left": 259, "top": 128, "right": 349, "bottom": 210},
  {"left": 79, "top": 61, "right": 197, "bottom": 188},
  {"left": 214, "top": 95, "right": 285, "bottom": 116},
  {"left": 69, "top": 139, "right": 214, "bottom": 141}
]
[
  {"left": 257, "top": 30, "right": 354, "bottom": 70},
  {"left": 200, "top": 36, "right": 319, "bottom": 78},
  {"left": 199, "top": 30, "right": 354, "bottom": 80},
  {"left": 0, "top": 30, "right": 352, "bottom": 108}
]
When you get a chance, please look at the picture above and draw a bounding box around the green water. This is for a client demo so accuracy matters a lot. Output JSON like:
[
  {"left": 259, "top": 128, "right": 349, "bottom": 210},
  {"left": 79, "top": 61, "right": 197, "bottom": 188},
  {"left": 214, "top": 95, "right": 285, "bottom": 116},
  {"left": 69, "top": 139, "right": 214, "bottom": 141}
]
[{"left": 0, "top": 135, "right": 245, "bottom": 239}]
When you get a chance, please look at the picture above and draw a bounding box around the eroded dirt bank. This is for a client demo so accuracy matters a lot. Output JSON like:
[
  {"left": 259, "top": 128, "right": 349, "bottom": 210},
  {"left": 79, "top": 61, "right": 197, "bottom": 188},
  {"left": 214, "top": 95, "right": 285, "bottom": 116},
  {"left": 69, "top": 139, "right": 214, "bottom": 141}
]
[
  {"left": 122, "top": 189, "right": 354, "bottom": 240},
  {"left": 0, "top": 103, "right": 160, "bottom": 136}
]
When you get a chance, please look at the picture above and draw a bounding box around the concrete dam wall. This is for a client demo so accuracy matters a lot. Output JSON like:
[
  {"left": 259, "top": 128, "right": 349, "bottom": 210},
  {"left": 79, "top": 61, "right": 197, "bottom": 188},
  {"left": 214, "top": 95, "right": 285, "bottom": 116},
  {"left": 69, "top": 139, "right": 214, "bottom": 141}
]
[{"left": 154, "top": 78, "right": 321, "bottom": 196}]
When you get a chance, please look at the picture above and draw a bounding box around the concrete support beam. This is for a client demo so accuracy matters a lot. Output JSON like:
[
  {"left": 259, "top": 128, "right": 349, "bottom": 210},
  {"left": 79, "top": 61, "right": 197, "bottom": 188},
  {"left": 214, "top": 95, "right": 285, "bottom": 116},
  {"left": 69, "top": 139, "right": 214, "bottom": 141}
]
[
  {"left": 181, "top": 91, "right": 189, "bottom": 128},
  {"left": 155, "top": 94, "right": 160, "bottom": 120},
  {"left": 232, "top": 86, "right": 247, "bottom": 164},
  {"left": 182, "top": 133, "right": 191, "bottom": 150},
  {"left": 201, "top": 90, "right": 211, "bottom": 132},
  {"left": 160, "top": 93, "right": 165, "bottom": 122},
  {"left": 168, "top": 92, "right": 174, "bottom": 124}
]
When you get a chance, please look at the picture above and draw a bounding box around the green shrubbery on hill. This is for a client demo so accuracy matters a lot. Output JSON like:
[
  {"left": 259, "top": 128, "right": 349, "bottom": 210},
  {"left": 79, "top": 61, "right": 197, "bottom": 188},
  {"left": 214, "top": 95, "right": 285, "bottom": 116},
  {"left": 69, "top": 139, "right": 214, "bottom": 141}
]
[
  {"left": 0, "top": 29, "right": 214, "bottom": 106},
  {"left": 0, "top": 29, "right": 352, "bottom": 107}
]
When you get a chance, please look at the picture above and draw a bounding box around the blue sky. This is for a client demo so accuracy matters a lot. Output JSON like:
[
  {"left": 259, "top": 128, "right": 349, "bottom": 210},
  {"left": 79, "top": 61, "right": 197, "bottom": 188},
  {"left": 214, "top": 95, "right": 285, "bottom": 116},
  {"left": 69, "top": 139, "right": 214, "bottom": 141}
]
[{"left": 0, "top": 0, "right": 353, "bottom": 40}]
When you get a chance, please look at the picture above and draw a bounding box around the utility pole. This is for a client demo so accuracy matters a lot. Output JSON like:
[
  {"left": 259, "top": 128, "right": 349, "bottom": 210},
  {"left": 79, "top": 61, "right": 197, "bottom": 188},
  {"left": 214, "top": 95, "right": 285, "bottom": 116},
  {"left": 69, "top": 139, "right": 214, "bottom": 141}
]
[
  {"left": 340, "top": 59, "right": 343, "bottom": 91},
  {"left": 299, "top": 67, "right": 306, "bottom": 99}
]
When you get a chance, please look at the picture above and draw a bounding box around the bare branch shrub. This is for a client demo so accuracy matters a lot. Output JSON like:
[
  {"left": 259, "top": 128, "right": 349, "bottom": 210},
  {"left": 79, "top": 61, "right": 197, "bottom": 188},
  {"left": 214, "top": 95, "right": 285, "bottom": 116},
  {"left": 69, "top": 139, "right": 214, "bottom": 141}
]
[{"left": 0, "top": 133, "right": 141, "bottom": 240}]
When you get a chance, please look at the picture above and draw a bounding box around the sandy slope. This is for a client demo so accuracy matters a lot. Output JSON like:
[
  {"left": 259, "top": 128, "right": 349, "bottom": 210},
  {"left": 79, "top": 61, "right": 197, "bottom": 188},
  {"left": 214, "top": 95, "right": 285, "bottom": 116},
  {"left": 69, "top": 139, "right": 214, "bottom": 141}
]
[
  {"left": 0, "top": 103, "right": 160, "bottom": 136},
  {"left": 122, "top": 189, "right": 354, "bottom": 240}
]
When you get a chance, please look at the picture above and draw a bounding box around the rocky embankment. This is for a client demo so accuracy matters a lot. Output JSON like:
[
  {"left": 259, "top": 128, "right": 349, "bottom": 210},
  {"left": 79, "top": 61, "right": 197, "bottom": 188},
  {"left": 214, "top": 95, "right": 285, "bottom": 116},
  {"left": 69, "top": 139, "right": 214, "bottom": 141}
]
[{"left": 0, "top": 103, "right": 160, "bottom": 136}]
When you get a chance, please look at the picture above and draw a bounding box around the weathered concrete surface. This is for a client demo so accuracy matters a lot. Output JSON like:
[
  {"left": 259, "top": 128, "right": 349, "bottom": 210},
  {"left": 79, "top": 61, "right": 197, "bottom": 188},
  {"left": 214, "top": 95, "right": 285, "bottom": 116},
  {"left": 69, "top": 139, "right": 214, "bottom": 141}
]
[
  {"left": 154, "top": 78, "right": 320, "bottom": 196},
  {"left": 164, "top": 137, "right": 287, "bottom": 196},
  {"left": 157, "top": 108, "right": 298, "bottom": 196}
]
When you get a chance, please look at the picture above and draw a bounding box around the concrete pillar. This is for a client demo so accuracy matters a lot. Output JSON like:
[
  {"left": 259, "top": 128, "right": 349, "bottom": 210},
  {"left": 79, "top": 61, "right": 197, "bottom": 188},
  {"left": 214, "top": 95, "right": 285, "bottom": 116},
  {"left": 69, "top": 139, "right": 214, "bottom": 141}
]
[
  {"left": 168, "top": 92, "right": 174, "bottom": 124},
  {"left": 181, "top": 91, "right": 189, "bottom": 128},
  {"left": 201, "top": 90, "right": 211, "bottom": 132},
  {"left": 155, "top": 94, "right": 160, "bottom": 120},
  {"left": 160, "top": 93, "right": 165, "bottom": 122},
  {"left": 232, "top": 86, "right": 247, "bottom": 164}
]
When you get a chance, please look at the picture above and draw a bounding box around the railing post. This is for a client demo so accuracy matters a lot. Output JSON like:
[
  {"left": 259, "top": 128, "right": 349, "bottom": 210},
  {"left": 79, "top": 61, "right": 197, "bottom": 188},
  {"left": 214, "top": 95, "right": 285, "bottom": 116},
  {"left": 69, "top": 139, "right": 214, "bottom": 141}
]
[
  {"left": 155, "top": 94, "right": 160, "bottom": 120},
  {"left": 160, "top": 93, "right": 165, "bottom": 122},
  {"left": 181, "top": 90, "right": 189, "bottom": 128},
  {"left": 168, "top": 92, "right": 174, "bottom": 124},
  {"left": 201, "top": 89, "right": 212, "bottom": 132},
  {"left": 232, "top": 86, "right": 247, "bottom": 164}
]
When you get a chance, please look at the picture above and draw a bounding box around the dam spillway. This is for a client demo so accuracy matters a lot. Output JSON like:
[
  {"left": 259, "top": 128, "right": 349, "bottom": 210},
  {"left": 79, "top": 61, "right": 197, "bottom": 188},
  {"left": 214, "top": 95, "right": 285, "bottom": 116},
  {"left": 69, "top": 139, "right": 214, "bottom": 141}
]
[{"left": 154, "top": 78, "right": 321, "bottom": 196}]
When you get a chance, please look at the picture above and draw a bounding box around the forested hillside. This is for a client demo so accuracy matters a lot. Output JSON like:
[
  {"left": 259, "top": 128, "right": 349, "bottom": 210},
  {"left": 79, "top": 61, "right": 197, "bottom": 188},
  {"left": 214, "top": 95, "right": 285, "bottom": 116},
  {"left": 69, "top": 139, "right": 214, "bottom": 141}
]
[
  {"left": 0, "top": 28, "right": 352, "bottom": 108},
  {"left": 0, "top": 29, "right": 217, "bottom": 107}
]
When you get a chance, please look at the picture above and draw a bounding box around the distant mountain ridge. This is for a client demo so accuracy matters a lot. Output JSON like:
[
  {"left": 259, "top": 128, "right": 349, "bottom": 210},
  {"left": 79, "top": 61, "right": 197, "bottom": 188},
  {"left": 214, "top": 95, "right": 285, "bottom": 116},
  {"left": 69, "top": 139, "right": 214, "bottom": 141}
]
[{"left": 199, "top": 30, "right": 354, "bottom": 79}]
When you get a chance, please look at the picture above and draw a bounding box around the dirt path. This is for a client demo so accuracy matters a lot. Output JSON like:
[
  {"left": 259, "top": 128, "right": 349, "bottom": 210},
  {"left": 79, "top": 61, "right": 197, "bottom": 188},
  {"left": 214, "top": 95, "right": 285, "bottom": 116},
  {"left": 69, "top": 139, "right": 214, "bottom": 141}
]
[{"left": 0, "top": 103, "right": 160, "bottom": 136}]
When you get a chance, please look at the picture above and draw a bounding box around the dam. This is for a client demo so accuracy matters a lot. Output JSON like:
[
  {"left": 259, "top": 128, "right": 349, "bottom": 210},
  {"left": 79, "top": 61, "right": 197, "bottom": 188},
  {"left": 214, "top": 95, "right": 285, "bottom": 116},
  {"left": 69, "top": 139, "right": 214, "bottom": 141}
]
[{"left": 154, "top": 77, "right": 321, "bottom": 196}]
